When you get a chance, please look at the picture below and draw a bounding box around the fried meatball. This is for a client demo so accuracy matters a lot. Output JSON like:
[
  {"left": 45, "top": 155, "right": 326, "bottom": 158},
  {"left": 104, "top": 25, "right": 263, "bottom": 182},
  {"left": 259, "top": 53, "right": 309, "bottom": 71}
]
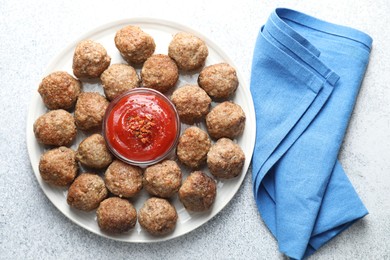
[
  {"left": 141, "top": 54, "right": 179, "bottom": 93},
  {"left": 115, "top": 25, "right": 155, "bottom": 64},
  {"left": 76, "top": 134, "right": 113, "bottom": 169},
  {"left": 168, "top": 32, "right": 208, "bottom": 71},
  {"left": 33, "top": 109, "right": 77, "bottom": 147},
  {"left": 176, "top": 126, "right": 211, "bottom": 168},
  {"left": 100, "top": 63, "right": 140, "bottom": 101},
  {"left": 171, "top": 85, "right": 211, "bottom": 124},
  {"left": 72, "top": 39, "right": 111, "bottom": 78},
  {"left": 178, "top": 171, "right": 216, "bottom": 212},
  {"left": 143, "top": 160, "right": 182, "bottom": 198},
  {"left": 206, "top": 101, "right": 246, "bottom": 139},
  {"left": 198, "top": 63, "right": 239, "bottom": 99},
  {"left": 97, "top": 197, "right": 137, "bottom": 233},
  {"left": 74, "top": 92, "right": 109, "bottom": 131},
  {"left": 39, "top": 147, "right": 78, "bottom": 186},
  {"left": 38, "top": 71, "right": 82, "bottom": 110},
  {"left": 67, "top": 173, "right": 108, "bottom": 211},
  {"left": 138, "top": 197, "right": 177, "bottom": 236},
  {"left": 207, "top": 138, "right": 245, "bottom": 179},
  {"left": 104, "top": 160, "right": 143, "bottom": 198}
]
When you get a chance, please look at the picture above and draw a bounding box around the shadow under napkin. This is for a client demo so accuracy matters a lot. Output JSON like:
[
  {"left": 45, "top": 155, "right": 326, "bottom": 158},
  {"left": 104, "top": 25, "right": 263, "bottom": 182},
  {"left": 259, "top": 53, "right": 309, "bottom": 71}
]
[{"left": 250, "top": 8, "right": 372, "bottom": 260}]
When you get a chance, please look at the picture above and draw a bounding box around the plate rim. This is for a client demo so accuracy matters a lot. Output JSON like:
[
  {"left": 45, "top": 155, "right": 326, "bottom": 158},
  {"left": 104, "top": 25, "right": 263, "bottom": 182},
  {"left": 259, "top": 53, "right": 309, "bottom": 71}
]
[{"left": 26, "top": 17, "right": 256, "bottom": 243}]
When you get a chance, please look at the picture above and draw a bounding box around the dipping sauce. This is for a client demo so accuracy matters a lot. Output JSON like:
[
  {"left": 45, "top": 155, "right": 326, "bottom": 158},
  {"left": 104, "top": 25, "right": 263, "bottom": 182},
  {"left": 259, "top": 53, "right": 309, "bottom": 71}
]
[{"left": 103, "top": 88, "right": 180, "bottom": 166}]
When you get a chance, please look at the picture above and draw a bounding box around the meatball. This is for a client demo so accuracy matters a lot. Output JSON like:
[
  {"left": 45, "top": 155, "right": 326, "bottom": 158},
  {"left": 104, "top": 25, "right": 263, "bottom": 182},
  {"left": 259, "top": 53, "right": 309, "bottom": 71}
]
[
  {"left": 100, "top": 63, "right": 140, "bottom": 101},
  {"left": 178, "top": 171, "right": 216, "bottom": 212},
  {"left": 97, "top": 197, "right": 137, "bottom": 233},
  {"left": 176, "top": 126, "right": 211, "bottom": 168},
  {"left": 104, "top": 160, "right": 143, "bottom": 198},
  {"left": 76, "top": 134, "right": 113, "bottom": 169},
  {"left": 115, "top": 25, "right": 155, "bottom": 64},
  {"left": 207, "top": 138, "right": 245, "bottom": 179},
  {"left": 67, "top": 173, "right": 108, "bottom": 211},
  {"left": 168, "top": 32, "right": 208, "bottom": 71},
  {"left": 141, "top": 54, "right": 179, "bottom": 93},
  {"left": 72, "top": 40, "right": 111, "bottom": 78},
  {"left": 74, "top": 92, "right": 109, "bottom": 131},
  {"left": 38, "top": 71, "right": 82, "bottom": 110},
  {"left": 33, "top": 109, "right": 77, "bottom": 147},
  {"left": 138, "top": 197, "right": 177, "bottom": 236},
  {"left": 171, "top": 85, "right": 211, "bottom": 124},
  {"left": 206, "top": 101, "right": 246, "bottom": 139},
  {"left": 39, "top": 147, "right": 78, "bottom": 186},
  {"left": 198, "top": 63, "right": 239, "bottom": 99},
  {"left": 143, "top": 160, "right": 182, "bottom": 198}
]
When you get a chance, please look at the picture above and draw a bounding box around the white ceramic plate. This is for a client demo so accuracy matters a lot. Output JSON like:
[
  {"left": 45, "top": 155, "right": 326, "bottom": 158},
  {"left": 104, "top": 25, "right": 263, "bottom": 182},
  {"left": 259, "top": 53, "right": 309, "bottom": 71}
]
[{"left": 26, "top": 18, "right": 256, "bottom": 242}]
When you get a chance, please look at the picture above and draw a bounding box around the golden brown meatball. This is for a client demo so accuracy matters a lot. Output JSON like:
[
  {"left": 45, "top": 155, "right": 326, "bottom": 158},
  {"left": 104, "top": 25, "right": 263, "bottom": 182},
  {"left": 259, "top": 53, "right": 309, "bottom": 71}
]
[
  {"left": 171, "top": 85, "right": 211, "bottom": 124},
  {"left": 178, "top": 171, "right": 216, "bottom": 212},
  {"left": 100, "top": 63, "right": 140, "bottom": 101},
  {"left": 143, "top": 160, "right": 182, "bottom": 198},
  {"left": 168, "top": 32, "right": 208, "bottom": 71},
  {"left": 176, "top": 126, "right": 211, "bottom": 168},
  {"left": 67, "top": 173, "right": 108, "bottom": 211},
  {"left": 76, "top": 134, "right": 113, "bottom": 169},
  {"left": 141, "top": 54, "right": 179, "bottom": 93},
  {"left": 39, "top": 147, "right": 78, "bottom": 186},
  {"left": 33, "top": 109, "right": 77, "bottom": 147},
  {"left": 97, "top": 197, "right": 137, "bottom": 233},
  {"left": 72, "top": 40, "right": 111, "bottom": 78},
  {"left": 74, "top": 92, "right": 109, "bottom": 131},
  {"left": 198, "top": 63, "right": 239, "bottom": 99},
  {"left": 104, "top": 160, "right": 143, "bottom": 198},
  {"left": 206, "top": 101, "right": 246, "bottom": 139},
  {"left": 138, "top": 197, "right": 177, "bottom": 236},
  {"left": 207, "top": 138, "right": 245, "bottom": 179},
  {"left": 38, "top": 71, "right": 82, "bottom": 110},
  {"left": 115, "top": 25, "right": 155, "bottom": 64}
]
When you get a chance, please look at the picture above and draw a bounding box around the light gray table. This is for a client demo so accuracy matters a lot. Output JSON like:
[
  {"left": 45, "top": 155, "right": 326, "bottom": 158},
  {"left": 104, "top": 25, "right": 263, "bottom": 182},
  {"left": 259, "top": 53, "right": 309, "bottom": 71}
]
[{"left": 1, "top": 0, "right": 389, "bottom": 259}]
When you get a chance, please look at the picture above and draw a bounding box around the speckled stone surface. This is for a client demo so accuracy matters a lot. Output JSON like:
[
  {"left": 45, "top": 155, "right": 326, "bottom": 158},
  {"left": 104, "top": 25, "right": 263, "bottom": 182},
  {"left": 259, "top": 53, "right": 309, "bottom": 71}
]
[{"left": 1, "top": 0, "right": 389, "bottom": 259}]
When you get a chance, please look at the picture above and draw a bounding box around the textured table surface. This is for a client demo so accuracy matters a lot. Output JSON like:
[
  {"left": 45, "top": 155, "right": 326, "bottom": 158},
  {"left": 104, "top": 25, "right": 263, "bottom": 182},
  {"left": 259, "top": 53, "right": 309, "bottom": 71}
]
[{"left": 1, "top": 0, "right": 389, "bottom": 259}]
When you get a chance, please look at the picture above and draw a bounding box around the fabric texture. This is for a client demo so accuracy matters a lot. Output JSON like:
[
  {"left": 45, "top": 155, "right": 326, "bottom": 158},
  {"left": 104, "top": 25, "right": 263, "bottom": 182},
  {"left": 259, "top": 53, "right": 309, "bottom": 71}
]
[{"left": 250, "top": 8, "right": 372, "bottom": 259}]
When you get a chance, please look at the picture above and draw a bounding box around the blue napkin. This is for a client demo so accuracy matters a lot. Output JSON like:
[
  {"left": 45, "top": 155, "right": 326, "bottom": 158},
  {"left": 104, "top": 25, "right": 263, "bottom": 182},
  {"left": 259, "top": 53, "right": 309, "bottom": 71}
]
[{"left": 250, "top": 8, "right": 372, "bottom": 259}]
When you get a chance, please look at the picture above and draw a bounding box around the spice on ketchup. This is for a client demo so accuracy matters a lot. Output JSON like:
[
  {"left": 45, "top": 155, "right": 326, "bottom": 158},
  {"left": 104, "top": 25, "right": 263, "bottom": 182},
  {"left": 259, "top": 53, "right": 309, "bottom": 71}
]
[{"left": 103, "top": 88, "right": 180, "bottom": 165}]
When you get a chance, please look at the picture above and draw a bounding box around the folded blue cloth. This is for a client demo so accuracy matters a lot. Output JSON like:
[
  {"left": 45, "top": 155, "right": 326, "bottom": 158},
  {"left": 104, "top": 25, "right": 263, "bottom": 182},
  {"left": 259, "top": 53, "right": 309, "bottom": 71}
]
[{"left": 250, "top": 8, "right": 372, "bottom": 259}]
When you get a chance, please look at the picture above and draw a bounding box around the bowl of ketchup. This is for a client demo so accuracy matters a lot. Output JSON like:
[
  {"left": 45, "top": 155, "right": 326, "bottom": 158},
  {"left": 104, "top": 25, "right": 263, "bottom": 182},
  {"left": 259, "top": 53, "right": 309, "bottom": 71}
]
[{"left": 103, "top": 88, "right": 180, "bottom": 166}]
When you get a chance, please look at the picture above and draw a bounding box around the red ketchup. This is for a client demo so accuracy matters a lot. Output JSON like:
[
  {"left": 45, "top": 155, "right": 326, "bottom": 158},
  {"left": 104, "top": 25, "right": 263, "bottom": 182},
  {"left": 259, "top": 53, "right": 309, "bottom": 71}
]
[{"left": 103, "top": 88, "right": 180, "bottom": 165}]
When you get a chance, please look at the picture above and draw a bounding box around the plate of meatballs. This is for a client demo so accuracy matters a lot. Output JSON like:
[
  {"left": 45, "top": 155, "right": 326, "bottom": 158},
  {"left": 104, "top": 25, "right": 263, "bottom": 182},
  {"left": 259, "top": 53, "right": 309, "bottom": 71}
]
[{"left": 26, "top": 18, "right": 256, "bottom": 242}]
